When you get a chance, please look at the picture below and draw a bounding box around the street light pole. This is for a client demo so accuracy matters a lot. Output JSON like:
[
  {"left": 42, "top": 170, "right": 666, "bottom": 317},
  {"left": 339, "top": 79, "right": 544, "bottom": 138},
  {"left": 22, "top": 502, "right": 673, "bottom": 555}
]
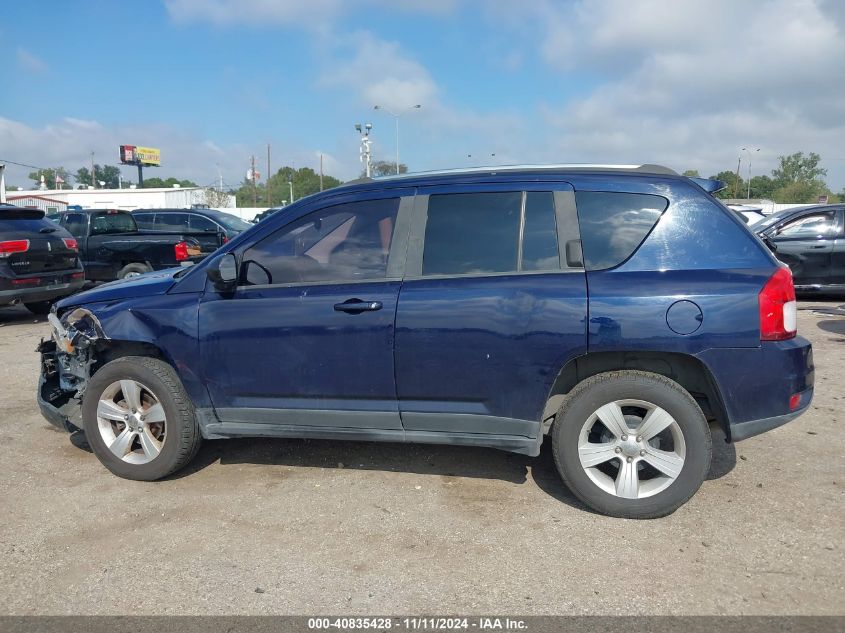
[
  {"left": 374, "top": 104, "right": 421, "bottom": 174},
  {"left": 741, "top": 147, "right": 760, "bottom": 199}
]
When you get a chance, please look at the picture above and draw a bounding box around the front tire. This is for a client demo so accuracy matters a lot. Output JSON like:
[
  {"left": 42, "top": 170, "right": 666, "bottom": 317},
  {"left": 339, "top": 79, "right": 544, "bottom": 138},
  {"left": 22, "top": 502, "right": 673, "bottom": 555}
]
[
  {"left": 82, "top": 356, "right": 201, "bottom": 480},
  {"left": 552, "top": 370, "right": 711, "bottom": 519}
]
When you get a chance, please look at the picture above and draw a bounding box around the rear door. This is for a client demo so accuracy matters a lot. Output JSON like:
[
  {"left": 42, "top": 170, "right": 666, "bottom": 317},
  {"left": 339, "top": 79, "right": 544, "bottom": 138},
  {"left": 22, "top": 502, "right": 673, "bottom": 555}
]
[
  {"left": 394, "top": 182, "right": 587, "bottom": 444},
  {"left": 187, "top": 213, "right": 226, "bottom": 253},
  {"left": 768, "top": 209, "right": 837, "bottom": 286}
]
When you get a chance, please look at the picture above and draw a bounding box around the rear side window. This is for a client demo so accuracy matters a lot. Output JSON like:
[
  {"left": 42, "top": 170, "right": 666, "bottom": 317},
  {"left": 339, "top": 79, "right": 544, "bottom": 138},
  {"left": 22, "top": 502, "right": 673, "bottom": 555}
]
[
  {"left": 422, "top": 191, "right": 562, "bottom": 276},
  {"left": 91, "top": 211, "right": 137, "bottom": 235},
  {"left": 134, "top": 213, "right": 155, "bottom": 229},
  {"left": 575, "top": 192, "right": 668, "bottom": 270},
  {"left": 62, "top": 213, "right": 87, "bottom": 237}
]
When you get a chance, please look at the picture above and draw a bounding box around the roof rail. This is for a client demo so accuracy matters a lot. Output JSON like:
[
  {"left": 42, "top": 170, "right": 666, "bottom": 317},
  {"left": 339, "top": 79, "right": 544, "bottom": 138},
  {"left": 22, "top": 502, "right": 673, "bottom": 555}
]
[{"left": 370, "top": 163, "right": 678, "bottom": 181}]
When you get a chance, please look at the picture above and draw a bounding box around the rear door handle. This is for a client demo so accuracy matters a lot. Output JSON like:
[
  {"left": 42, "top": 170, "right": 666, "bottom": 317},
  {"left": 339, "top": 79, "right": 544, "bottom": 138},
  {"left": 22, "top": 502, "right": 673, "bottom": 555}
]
[
  {"left": 810, "top": 244, "right": 827, "bottom": 249},
  {"left": 333, "top": 299, "right": 383, "bottom": 313}
]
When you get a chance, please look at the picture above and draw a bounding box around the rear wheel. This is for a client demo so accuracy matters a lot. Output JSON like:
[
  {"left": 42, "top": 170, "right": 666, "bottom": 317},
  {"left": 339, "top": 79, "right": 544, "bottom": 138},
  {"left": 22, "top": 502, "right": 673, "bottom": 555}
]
[
  {"left": 117, "top": 263, "right": 151, "bottom": 279},
  {"left": 24, "top": 300, "right": 53, "bottom": 315},
  {"left": 82, "top": 356, "right": 201, "bottom": 480},
  {"left": 552, "top": 370, "right": 711, "bottom": 519}
]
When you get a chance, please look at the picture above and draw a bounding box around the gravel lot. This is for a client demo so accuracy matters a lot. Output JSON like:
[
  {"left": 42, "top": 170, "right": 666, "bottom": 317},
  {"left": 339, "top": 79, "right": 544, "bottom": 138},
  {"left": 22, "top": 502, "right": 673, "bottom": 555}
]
[{"left": 1, "top": 301, "right": 842, "bottom": 616}]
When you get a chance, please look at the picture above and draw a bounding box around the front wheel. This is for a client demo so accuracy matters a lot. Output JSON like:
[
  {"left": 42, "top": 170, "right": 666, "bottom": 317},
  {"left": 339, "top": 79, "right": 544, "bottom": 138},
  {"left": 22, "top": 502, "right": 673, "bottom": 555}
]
[
  {"left": 81, "top": 356, "right": 201, "bottom": 480},
  {"left": 552, "top": 371, "right": 711, "bottom": 519}
]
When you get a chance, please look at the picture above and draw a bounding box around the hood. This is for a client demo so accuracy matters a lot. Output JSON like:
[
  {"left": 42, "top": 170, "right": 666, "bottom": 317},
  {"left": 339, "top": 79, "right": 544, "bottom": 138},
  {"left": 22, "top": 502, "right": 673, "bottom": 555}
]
[{"left": 56, "top": 267, "right": 182, "bottom": 309}]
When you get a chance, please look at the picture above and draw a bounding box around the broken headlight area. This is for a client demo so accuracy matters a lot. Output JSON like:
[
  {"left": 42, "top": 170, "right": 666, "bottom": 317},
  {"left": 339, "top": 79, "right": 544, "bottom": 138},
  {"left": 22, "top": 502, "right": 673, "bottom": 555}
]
[{"left": 37, "top": 307, "right": 108, "bottom": 432}]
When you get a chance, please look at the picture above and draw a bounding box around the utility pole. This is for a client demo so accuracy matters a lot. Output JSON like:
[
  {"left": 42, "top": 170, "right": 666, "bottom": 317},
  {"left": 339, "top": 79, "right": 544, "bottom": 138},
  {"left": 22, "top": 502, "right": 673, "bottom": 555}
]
[
  {"left": 91, "top": 152, "right": 96, "bottom": 189},
  {"left": 374, "top": 104, "right": 421, "bottom": 174},
  {"left": 320, "top": 153, "right": 324, "bottom": 191},
  {"left": 742, "top": 147, "right": 760, "bottom": 199},
  {"left": 251, "top": 155, "right": 257, "bottom": 207},
  {"left": 733, "top": 155, "right": 742, "bottom": 198},
  {"left": 266, "top": 144, "right": 271, "bottom": 207},
  {"left": 355, "top": 123, "right": 373, "bottom": 178}
]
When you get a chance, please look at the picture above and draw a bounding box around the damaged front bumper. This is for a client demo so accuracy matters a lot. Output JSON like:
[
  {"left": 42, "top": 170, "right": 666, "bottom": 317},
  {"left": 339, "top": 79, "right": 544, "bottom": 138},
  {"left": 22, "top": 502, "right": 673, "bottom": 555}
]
[{"left": 37, "top": 308, "right": 107, "bottom": 432}]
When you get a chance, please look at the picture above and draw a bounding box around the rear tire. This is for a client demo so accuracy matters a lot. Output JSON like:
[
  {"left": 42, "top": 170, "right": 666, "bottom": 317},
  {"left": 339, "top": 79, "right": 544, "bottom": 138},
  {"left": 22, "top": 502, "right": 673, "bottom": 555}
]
[
  {"left": 117, "top": 263, "right": 151, "bottom": 279},
  {"left": 82, "top": 356, "right": 201, "bottom": 480},
  {"left": 24, "top": 300, "right": 53, "bottom": 315},
  {"left": 552, "top": 370, "right": 711, "bottom": 519}
]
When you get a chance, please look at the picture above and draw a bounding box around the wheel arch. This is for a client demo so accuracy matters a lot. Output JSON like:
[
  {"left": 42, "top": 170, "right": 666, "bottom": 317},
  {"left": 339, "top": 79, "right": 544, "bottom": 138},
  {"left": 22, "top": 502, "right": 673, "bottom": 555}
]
[{"left": 543, "top": 350, "right": 731, "bottom": 440}]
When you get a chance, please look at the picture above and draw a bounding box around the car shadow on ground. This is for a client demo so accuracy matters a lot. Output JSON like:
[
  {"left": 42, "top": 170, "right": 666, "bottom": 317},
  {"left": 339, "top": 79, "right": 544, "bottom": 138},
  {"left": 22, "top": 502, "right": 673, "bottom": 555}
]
[
  {"left": 149, "top": 422, "right": 736, "bottom": 512},
  {"left": 0, "top": 305, "right": 48, "bottom": 325},
  {"left": 815, "top": 319, "right": 845, "bottom": 336}
]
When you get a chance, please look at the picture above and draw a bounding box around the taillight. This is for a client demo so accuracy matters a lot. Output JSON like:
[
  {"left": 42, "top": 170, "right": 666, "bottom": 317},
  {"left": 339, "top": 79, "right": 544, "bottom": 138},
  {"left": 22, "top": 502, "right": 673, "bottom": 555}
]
[
  {"left": 222, "top": 235, "right": 229, "bottom": 244},
  {"left": 759, "top": 266, "right": 797, "bottom": 341},
  {"left": 62, "top": 237, "right": 78, "bottom": 251},
  {"left": 0, "top": 239, "right": 30, "bottom": 258},
  {"left": 174, "top": 241, "right": 189, "bottom": 261}
]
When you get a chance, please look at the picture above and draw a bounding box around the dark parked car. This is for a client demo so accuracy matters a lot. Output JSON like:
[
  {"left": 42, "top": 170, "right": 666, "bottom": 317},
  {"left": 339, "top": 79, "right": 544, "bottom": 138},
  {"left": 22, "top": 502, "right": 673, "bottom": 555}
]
[
  {"left": 56, "top": 209, "right": 203, "bottom": 281},
  {"left": 37, "top": 164, "right": 813, "bottom": 518},
  {"left": 752, "top": 204, "right": 845, "bottom": 292},
  {"left": 132, "top": 208, "right": 252, "bottom": 254},
  {"left": 0, "top": 204, "right": 85, "bottom": 314}
]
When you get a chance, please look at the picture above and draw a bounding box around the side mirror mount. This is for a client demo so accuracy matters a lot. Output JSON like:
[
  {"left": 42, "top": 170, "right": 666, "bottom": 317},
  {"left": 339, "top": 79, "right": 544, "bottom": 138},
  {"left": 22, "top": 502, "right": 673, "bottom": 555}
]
[{"left": 207, "top": 252, "right": 238, "bottom": 293}]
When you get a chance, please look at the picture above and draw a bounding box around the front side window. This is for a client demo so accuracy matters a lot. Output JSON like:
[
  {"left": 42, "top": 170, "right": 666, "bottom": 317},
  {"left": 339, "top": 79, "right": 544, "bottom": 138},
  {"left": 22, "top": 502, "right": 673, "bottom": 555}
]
[
  {"left": 241, "top": 198, "right": 400, "bottom": 286},
  {"left": 777, "top": 212, "right": 836, "bottom": 238},
  {"left": 421, "top": 191, "right": 562, "bottom": 276},
  {"left": 155, "top": 213, "right": 190, "bottom": 230},
  {"left": 575, "top": 192, "right": 668, "bottom": 271},
  {"left": 189, "top": 214, "right": 220, "bottom": 232}
]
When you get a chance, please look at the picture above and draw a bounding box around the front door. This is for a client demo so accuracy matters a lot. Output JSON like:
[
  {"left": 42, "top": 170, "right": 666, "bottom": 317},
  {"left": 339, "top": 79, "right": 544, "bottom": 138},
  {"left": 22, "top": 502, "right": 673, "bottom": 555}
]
[
  {"left": 769, "top": 209, "right": 838, "bottom": 286},
  {"left": 198, "top": 192, "right": 413, "bottom": 430},
  {"left": 394, "top": 183, "right": 588, "bottom": 445}
]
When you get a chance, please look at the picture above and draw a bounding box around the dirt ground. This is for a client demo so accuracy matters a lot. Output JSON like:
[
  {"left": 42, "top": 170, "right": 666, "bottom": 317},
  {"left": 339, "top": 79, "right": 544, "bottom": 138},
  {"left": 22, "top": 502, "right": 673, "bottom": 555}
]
[{"left": 0, "top": 301, "right": 842, "bottom": 615}]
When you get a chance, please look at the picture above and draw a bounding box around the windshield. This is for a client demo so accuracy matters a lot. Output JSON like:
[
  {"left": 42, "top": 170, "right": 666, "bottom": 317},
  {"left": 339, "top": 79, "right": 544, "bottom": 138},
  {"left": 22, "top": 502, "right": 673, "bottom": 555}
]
[
  {"left": 749, "top": 209, "right": 799, "bottom": 231},
  {"left": 212, "top": 212, "right": 253, "bottom": 232}
]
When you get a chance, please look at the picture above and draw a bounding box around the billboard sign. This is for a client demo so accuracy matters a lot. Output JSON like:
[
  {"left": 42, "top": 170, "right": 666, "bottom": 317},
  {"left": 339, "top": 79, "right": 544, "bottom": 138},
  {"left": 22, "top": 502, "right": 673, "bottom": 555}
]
[{"left": 120, "top": 145, "right": 161, "bottom": 166}]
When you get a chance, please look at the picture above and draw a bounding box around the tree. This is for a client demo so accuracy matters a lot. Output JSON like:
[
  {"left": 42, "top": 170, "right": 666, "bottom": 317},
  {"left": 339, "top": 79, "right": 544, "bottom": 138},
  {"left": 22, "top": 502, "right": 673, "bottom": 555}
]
[
  {"left": 141, "top": 176, "right": 197, "bottom": 188},
  {"left": 772, "top": 180, "right": 830, "bottom": 204},
  {"left": 203, "top": 188, "right": 234, "bottom": 208},
  {"left": 707, "top": 170, "right": 744, "bottom": 199},
  {"left": 27, "top": 167, "right": 69, "bottom": 189},
  {"left": 365, "top": 161, "right": 408, "bottom": 177},
  {"left": 681, "top": 169, "right": 700, "bottom": 177},
  {"left": 748, "top": 174, "right": 776, "bottom": 200},
  {"left": 75, "top": 164, "right": 121, "bottom": 188},
  {"left": 771, "top": 152, "right": 826, "bottom": 185},
  {"left": 236, "top": 166, "right": 343, "bottom": 207}
]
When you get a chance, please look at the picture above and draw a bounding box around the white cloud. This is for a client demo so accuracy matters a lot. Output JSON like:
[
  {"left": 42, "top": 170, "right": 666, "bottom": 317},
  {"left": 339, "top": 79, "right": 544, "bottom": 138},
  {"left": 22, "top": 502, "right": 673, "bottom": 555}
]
[
  {"left": 490, "top": 0, "right": 845, "bottom": 188},
  {"left": 164, "top": 0, "right": 458, "bottom": 27},
  {"left": 16, "top": 47, "right": 48, "bottom": 73},
  {"left": 0, "top": 117, "right": 340, "bottom": 190}
]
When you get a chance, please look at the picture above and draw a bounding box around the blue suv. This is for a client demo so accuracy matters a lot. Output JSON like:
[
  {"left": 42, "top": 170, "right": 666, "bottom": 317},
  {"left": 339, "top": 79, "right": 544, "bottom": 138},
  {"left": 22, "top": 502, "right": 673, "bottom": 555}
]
[{"left": 37, "top": 165, "right": 814, "bottom": 518}]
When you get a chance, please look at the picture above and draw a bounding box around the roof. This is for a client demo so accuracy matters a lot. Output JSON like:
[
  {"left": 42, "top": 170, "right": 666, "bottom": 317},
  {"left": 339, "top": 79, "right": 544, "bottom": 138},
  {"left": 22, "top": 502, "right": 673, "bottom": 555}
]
[
  {"left": 339, "top": 163, "right": 680, "bottom": 191},
  {"left": 6, "top": 194, "right": 67, "bottom": 203}
]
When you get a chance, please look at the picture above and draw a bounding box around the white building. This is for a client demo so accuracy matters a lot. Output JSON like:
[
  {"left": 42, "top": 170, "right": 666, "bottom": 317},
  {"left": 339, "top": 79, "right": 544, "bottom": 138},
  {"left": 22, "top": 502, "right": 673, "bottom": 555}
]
[{"left": 5, "top": 186, "right": 236, "bottom": 212}]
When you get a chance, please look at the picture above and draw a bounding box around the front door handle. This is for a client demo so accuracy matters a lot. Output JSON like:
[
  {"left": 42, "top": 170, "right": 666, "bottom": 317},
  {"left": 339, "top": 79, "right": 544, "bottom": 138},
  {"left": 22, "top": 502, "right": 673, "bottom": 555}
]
[{"left": 334, "top": 298, "right": 383, "bottom": 314}]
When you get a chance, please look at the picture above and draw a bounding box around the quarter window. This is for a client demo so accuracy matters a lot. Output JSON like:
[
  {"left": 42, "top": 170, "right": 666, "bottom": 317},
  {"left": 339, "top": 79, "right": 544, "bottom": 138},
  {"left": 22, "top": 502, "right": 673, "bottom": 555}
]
[
  {"left": 241, "top": 198, "right": 400, "bottom": 286},
  {"left": 575, "top": 192, "right": 668, "bottom": 271}
]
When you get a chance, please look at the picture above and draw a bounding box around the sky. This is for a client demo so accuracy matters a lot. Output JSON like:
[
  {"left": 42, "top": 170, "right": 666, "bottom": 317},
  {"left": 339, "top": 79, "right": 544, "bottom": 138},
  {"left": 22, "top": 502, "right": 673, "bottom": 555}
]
[{"left": 1, "top": 0, "right": 844, "bottom": 192}]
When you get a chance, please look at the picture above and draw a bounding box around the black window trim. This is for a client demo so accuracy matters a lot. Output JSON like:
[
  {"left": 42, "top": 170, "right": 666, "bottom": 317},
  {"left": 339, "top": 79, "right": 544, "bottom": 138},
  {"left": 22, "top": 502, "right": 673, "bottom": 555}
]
[{"left": 405, "top": 182, "right": 583, "bottom": 280}]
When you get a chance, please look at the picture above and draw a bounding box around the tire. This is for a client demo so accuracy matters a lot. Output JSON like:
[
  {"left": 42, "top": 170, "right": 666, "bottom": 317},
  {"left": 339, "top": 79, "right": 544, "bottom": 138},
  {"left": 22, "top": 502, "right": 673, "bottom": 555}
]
[
  {"left": 117, "top": 263, "right": 151, "bottom": 279},
  {"left": 24, "top": 300, "right": 53, "bottom": 315},
  {"left": 81, "top": 356, "right": 201, "bottom": 480},
  {"left": 552, "top": 370, "right": 711, "bottom": 519}
]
